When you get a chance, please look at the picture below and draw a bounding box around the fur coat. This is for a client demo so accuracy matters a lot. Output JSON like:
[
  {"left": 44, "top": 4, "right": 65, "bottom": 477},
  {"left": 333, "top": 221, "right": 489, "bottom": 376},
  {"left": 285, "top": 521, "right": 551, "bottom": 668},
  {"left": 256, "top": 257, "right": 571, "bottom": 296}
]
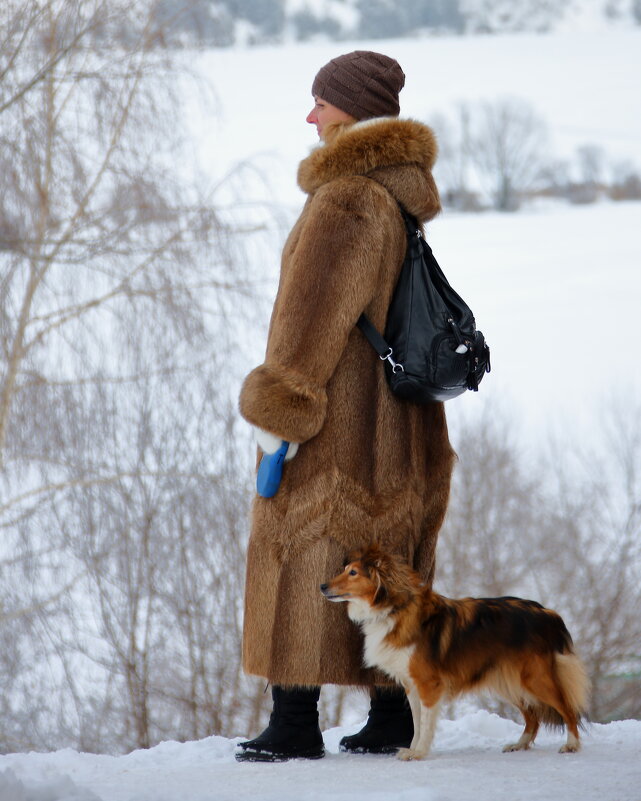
[{"left": 239, "top": 118, "right": 456, "bottom": 687}]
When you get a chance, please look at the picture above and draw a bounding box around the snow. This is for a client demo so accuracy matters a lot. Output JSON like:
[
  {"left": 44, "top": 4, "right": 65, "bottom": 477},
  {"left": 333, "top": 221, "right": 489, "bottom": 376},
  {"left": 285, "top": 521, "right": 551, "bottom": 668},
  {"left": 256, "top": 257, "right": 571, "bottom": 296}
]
[
  {"left": 424, "top": 199, "right": 641, "bottom": 435},
  {"left": 1, "top": 712, "right": 639, "bottom": 800}
]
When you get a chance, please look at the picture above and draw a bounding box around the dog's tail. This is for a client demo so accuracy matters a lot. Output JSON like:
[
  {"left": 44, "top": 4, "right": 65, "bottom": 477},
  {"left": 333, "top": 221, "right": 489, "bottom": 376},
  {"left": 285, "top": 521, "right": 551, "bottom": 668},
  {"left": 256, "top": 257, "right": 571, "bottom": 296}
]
[
  {"left": 557, "top": 652, "right": 590, "bottom": 720},
  {"left": 535, "top": 652, "right": 590, "bottom": 728}
]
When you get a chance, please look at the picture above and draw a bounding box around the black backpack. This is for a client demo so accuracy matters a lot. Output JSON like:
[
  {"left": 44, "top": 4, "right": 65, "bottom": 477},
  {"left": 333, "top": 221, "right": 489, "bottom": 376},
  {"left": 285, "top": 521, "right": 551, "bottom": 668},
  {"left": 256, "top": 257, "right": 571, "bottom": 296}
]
[{"left": 356, "top": 206, "right": 490, "bottom": 403}]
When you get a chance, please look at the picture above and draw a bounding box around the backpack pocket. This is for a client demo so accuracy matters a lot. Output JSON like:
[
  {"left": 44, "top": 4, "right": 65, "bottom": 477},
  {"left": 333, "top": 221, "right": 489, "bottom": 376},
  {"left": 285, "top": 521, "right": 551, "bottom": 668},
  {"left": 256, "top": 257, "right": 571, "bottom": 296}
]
[{"left": 429, "top": 332, "right": 471, "bottom": 389}]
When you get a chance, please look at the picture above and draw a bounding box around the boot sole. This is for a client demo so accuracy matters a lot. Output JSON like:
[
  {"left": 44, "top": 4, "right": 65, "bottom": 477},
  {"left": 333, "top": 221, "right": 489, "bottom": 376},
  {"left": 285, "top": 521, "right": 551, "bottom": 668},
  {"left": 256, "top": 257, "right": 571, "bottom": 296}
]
[
  {"left": 339, "top": 744, "right": 402, "bottom": 755},
  {"left": 235, "top": 746, "right": 325, "bottom": 763}
]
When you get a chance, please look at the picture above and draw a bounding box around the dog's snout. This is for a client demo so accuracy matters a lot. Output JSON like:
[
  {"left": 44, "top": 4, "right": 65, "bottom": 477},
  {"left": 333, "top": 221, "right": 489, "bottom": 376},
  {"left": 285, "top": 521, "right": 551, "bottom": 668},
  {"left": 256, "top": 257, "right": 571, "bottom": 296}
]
[{"left": 320, "top": 583, "right": 328, "bottom": 593}]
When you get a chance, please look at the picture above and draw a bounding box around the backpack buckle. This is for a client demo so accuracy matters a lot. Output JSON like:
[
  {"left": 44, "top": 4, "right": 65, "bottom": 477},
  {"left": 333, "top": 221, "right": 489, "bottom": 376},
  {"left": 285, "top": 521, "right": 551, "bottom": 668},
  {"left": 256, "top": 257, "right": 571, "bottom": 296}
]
[{"left": 380, "top": 348, "right": 404, "bottom": 373}]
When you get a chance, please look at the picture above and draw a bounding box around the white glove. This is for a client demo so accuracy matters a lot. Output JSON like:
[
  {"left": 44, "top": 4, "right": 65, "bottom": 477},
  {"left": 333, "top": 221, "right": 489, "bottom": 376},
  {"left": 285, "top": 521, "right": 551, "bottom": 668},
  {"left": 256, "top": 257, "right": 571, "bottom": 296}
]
[{"left": 254, "top": 427, "right": 299, "bottom": 462}]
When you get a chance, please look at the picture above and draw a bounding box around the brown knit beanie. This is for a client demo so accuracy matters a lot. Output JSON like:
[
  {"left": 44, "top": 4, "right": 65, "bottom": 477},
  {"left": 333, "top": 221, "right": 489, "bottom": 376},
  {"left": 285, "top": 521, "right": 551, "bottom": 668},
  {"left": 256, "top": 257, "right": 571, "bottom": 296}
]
[{"left": 311, "top": 50, "right": 405, "bottom": 121}]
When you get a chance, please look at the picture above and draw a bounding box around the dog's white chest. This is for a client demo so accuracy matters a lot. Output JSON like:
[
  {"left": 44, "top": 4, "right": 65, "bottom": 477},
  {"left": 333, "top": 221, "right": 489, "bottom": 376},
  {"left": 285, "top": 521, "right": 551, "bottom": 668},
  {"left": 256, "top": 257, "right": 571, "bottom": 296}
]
[{"left": 359, "top": 615, "right": 413, "bottom": 682}]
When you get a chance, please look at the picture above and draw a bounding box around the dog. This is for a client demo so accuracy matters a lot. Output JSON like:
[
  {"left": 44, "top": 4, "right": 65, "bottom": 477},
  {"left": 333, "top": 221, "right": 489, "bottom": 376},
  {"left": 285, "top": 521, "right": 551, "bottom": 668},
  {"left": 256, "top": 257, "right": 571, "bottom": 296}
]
[{"left": 320, "top": 544, "right": 589, "bottom": 760}]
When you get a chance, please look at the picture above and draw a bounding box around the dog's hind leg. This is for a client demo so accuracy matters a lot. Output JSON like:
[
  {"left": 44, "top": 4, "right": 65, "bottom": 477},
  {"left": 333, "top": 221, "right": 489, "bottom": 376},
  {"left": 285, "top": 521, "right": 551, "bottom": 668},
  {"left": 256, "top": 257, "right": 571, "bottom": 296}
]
[
  {"left": 522, "top": 658, "right": 581, "bottom": 753},
  {"left": 502, "top": 706, "right": 540, "bottom": 752}
]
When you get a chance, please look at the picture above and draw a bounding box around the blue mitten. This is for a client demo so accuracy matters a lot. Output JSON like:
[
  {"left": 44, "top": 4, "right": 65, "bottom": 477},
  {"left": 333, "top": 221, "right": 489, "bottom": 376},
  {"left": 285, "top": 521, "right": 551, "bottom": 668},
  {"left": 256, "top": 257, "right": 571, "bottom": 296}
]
[
  {"left": 254, "top": 428, "right": 299, "bottom": 498},
  {"left": 257, "top": 440, "right": 289, "bottom": 498}
]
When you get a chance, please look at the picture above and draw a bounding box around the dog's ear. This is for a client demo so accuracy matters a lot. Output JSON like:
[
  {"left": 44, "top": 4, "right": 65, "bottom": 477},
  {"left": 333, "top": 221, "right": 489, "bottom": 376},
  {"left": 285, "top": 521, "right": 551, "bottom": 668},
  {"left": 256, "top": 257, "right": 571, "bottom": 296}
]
[
  {"left": 373, "top": 577, "right": 388, "bottom": 606},
  {"left": 368, "top": 558, "right": 389, "bottom": 606}
]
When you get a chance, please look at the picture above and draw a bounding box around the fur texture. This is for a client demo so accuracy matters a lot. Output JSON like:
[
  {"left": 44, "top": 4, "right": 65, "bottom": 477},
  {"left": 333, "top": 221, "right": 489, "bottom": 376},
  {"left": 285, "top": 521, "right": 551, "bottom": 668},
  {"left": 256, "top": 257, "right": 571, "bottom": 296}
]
[
  {"left": 321, "top": 545, "right": 590, "bottom": 758},
  {"left": 239, "top": 118, "right": 455, "bottom": 686}
]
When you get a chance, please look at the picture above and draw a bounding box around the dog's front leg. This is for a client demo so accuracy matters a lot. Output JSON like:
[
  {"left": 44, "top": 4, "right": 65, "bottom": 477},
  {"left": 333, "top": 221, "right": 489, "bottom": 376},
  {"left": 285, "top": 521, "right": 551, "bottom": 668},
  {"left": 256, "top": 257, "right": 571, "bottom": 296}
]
[
  {"left": 397, "top": 699, "right": 440, "bottom": 761},
  {"left": 403, "top": 683, "right": 422, "bottom": 750}
]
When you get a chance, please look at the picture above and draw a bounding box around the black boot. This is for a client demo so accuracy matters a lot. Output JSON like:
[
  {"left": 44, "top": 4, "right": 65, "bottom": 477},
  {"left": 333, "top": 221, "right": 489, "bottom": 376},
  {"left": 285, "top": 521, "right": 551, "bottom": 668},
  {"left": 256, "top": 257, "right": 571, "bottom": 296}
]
[
  {"left": 339, "top": 686, "right": 413, "bottom": 754},
  {"left": 235, "top": 685, "right": 325, "bottom": 762}
]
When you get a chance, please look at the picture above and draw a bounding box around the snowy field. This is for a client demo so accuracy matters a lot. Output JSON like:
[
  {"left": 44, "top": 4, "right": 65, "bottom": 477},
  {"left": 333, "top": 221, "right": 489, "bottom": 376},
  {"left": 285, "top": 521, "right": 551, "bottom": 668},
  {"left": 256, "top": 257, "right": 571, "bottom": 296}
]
[
  {"left": 1, "top": 711, "right": 639, "bottom": 801},
  {"left": 424, "top": 199, "right": 641, "bottom": 437}
]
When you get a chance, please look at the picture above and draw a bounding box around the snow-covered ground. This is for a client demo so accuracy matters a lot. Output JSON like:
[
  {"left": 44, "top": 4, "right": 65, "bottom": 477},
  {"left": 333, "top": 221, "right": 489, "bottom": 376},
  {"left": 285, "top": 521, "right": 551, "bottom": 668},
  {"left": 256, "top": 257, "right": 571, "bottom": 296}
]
[{"left": 1, "top": 711, "right": 639, "bottom": 801}]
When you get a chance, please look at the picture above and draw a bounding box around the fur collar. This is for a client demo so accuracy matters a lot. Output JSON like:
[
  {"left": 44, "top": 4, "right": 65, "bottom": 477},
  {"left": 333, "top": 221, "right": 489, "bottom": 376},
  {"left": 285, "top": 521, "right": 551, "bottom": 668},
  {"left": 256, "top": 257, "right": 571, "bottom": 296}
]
[{"left": 297, "top": 117, "right": 440, "bottom": 221}]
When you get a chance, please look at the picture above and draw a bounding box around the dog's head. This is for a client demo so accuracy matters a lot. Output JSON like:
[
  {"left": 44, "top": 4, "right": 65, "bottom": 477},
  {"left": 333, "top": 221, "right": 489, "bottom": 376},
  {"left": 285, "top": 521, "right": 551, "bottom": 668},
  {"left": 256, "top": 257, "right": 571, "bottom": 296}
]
[{"left": 320, "top": 544, "right": 416, "bottom": 611}]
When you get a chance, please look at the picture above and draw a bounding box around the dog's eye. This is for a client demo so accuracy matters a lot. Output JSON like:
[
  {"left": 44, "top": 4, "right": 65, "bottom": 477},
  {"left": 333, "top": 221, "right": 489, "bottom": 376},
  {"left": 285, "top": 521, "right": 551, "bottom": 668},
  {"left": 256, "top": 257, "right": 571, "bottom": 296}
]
[{"left": 348, "top": 569, "right": 357, "bottom": 576}]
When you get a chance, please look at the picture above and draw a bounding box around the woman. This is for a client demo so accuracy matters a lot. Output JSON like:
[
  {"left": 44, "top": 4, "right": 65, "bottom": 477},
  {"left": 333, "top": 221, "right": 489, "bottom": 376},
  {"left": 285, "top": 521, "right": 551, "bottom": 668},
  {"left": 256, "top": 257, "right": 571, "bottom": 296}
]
[{"left": 236, "top": 51, "right": 455, "bottom": 762}]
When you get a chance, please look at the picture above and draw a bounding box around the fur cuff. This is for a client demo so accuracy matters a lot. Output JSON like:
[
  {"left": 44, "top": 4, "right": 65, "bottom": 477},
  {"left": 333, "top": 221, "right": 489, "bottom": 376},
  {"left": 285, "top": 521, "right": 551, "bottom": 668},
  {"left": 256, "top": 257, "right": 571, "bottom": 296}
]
[{"left": 239, "top": 363, "right": 328, "bottom": 444}]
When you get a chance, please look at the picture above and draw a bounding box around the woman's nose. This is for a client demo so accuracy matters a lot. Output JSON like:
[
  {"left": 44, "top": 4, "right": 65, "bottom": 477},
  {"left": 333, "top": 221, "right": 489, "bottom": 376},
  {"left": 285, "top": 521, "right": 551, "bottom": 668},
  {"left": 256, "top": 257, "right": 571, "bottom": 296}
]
[{"left": 306, "top": 108, "right": 317, "bottom": 124}]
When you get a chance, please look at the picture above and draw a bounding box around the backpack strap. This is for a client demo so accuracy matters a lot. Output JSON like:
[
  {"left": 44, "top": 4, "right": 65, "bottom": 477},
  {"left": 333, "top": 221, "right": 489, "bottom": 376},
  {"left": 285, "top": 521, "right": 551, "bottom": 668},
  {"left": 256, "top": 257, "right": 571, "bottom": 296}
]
[
  {"left": 356, "top": 202, "right": 416, "bottom": 374},
  {"left": 356, "top": 314, "right": 405, "bottom": 374},
  {"left": 356, "top": 313, "right": 390, "bottom": 357},
  {"left": 398, "top": 205, "right": 421, "bottom": 238}
]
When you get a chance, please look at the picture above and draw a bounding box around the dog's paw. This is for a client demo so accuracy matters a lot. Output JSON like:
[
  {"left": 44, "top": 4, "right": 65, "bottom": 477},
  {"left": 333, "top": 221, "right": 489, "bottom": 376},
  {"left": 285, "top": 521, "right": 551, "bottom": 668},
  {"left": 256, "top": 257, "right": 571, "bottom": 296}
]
[
  {"left": 397, "top": 748, "right": 426, "bottom": 761},
  {"left": 559, "top": 734, "right": 580, "bottom": 754},
  {"left": 502, "top": 742, "right": 530, "bottom": 753}
]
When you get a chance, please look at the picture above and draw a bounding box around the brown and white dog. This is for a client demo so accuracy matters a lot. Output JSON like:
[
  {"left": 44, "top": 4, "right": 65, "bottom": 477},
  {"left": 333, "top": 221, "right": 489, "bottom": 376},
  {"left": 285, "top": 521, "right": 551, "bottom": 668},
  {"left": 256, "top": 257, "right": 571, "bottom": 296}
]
[{"left": 320, "top": 545, "right": 589, "bottom": 760}]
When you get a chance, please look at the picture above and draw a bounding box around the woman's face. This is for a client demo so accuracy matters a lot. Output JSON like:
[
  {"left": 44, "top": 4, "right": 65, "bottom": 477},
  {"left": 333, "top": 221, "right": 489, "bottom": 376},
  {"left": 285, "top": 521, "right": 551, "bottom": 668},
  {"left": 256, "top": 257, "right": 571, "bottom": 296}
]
[{"left": 306, "top": 96, "right": 355, "bottom": 139}]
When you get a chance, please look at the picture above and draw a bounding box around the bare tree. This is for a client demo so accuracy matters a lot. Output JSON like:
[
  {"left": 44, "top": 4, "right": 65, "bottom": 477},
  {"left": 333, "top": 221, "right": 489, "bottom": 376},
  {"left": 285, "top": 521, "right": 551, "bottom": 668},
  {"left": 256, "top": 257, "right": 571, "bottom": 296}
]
[
  {"left": 0, "top": 0, "right": 270, "bottom": 752},
  {"left": 469, "top": 97, "right": 549, "bottom": 211},
  {"left": 430, "top": 104, "right": 484, "bottom": 212},
  {"left": 437, "top": 401, "right": 546, "bottom": 599},
  {"left": 538, "top": 399, "right": 641, "bottom": 722},
  {"left": 429, "top": 97, "right": 549, "bottom": 211}
]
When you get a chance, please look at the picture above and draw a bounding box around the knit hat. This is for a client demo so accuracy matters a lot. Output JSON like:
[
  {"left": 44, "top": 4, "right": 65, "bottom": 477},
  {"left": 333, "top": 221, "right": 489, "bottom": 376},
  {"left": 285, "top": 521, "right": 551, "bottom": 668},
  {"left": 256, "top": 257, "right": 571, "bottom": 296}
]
[{"left": 311, "top": 51, "right": 405, "bottom": 121}]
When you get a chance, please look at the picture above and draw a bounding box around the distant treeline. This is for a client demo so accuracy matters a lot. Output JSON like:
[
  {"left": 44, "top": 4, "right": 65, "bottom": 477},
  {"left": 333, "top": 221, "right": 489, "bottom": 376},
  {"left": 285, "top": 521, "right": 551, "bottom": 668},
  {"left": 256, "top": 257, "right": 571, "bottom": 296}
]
[
  {"left": 149, "top": 0, "right": 641, "bottom": 48},
  {"left": 429, "top": 98, "right": 641, "bottom": 213}
]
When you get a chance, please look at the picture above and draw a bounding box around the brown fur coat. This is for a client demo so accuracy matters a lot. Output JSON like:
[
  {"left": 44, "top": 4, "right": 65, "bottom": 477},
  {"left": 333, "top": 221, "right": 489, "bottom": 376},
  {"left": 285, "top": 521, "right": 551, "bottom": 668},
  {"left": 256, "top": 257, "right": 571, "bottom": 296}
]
[{"left": 239, "top": 118, "right": 456, "bottom": 687}]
